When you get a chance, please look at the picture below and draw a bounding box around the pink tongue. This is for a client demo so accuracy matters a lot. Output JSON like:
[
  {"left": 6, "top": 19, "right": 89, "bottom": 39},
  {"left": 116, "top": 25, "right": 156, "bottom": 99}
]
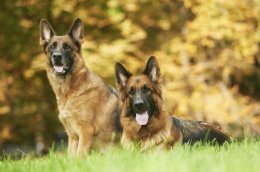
[
  {"left": 54, "top": 66, "right": 64, "bottom": 73},
  {"left": 135, "top": 111, "right": 149, "bottom": 125}
]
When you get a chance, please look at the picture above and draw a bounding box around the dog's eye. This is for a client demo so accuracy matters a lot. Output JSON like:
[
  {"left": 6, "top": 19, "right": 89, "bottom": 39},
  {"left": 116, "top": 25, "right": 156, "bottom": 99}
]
[
  {"left": 128, "top": 87, "right": 135, "bottom": 95},
  {"left": 50, "top": 43, "right": 56, "bottom": 50},
  {"left": 142, "top": 85, "right": 150, "bottom": 93},
  {"left": 63, "top": 43, "right": 71, "bottom": 50}
]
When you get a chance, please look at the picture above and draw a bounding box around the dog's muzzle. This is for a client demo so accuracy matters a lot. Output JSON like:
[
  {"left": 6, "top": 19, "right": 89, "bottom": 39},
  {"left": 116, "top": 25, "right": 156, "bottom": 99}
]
[{"left": 51, "top": 53, "right": 71, "bottom": 75}]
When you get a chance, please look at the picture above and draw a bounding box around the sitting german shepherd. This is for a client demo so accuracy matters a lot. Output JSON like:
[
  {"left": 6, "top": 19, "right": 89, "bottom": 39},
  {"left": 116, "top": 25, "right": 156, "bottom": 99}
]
[
  {"left": 115, "top": 56, "right": 231, "bottom": 150},
  {"left": 39, "top": 18, "right": 121, "bottom": 156}
]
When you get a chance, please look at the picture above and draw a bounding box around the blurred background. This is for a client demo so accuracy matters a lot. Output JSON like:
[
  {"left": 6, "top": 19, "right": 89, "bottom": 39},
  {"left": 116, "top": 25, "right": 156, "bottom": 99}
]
[{"left": 0, "top": 0, "right": 260, "bottom": 155}]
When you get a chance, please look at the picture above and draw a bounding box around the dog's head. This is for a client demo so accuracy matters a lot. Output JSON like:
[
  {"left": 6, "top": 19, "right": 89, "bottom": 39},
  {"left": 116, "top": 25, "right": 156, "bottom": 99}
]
[
  {"left": 40, "top": 18, "right": 84, "bottom": 76},
  {"left": 115, "top": 56, "right": 162, "bottom": 126}
]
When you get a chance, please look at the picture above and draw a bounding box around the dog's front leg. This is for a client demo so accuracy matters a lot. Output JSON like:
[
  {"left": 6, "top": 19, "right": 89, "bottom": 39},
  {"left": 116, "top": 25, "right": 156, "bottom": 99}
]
[
  {"left": 67, "top": 134, "right": 78, "bottom": 156},
  {"left": 76, "top": 125, "right": 94, "bottom": 157}
]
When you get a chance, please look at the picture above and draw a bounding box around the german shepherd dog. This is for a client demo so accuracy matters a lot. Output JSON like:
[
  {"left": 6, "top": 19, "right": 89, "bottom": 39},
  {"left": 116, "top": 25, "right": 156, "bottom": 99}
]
[
  {"left": 115, "top": 56, "right": 231, "bottom": 150},
  {"left": 40, "top": 18, "right": 120, "bottom": 156}
]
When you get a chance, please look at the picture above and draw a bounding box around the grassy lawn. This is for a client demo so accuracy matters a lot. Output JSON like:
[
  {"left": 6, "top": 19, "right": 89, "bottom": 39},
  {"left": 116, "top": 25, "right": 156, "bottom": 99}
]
[{"left": 0, "top": 140, "right": 259, "bottom": 172}]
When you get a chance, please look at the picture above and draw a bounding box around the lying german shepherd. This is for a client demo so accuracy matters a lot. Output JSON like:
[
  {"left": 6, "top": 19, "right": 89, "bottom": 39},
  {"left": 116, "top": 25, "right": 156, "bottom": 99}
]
[
  {"left": 115, "top": 56, "right": 231, "bottom": 150},
  {"left": 40, "top": 18, "right": 121, "bottom": 156}
]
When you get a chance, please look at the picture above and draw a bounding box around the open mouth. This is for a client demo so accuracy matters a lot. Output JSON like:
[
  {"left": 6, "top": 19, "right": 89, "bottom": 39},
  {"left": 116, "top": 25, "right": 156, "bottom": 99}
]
[
  {"left": 135, "top": 111, "right": 149, "bottom": 126},
  {"left": 53, "top": 64, "right": 70, "bottom": 75}
]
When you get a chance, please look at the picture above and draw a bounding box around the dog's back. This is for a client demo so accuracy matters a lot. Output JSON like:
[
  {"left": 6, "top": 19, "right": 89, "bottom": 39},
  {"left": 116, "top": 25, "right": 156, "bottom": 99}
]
[{"left": 172, "top": 117, "right": 231, "bottom": 145}]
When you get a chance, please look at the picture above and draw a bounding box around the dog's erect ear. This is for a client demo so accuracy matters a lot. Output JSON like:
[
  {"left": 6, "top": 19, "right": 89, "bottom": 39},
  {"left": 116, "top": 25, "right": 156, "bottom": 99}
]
[
  {"left": 143, "top": 56, "right": 161, "bottom": 82},
  {"left": 67, "top": 18, "right": 84, "bottom": 44},
  {"left": 115, "top": 62, "right": 132, "bottom": 88},
  {"left": 40, "top": 19, "right": 56, "bottom": 46}
]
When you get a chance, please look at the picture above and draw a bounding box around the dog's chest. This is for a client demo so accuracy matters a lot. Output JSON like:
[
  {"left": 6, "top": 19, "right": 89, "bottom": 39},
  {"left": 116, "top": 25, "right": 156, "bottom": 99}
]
[{"left": 58, "top": 109, "right": 80, "bottom": 136}]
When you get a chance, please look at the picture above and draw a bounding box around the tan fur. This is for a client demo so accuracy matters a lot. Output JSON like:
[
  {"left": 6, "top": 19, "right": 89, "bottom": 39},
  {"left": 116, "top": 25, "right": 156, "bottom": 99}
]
[{"left": 41, "top": 24, "right": 120, "bottom": 156}]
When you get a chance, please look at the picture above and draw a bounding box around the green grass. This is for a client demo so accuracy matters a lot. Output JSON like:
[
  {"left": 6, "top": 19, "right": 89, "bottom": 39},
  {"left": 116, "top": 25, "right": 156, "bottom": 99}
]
[{"left": 0, "top": 140, "right": 259, "bottom": 172}]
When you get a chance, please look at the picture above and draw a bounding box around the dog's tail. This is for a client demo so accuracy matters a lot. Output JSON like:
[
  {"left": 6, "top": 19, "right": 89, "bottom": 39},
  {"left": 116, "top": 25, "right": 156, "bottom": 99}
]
[{"left": 172, "top": 117, "right": 231, "bottom": 145}]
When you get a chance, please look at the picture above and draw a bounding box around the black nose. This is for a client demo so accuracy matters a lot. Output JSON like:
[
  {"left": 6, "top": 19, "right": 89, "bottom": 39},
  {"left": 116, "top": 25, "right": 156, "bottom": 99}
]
[
  {"left": 134, "top": 100, "right": 144, "bottom": 109},
  {"left": 52, "top": 53, "right": 62, "bottom": 61}
]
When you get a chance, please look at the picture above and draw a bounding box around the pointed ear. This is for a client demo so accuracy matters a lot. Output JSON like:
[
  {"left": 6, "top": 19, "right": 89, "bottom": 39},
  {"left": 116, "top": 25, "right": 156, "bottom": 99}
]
[
  {"left": 40, "top": 19, "right": 56, "bottom": 46},
  {"left": 115, "top": 62, "right": 132, "bottom": 88},
  {"left": 67, "top": 18, "right": 84, "bottom": 44},
  {"left": 143, "top": 56, "right": 161, "bottom": 82}
]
